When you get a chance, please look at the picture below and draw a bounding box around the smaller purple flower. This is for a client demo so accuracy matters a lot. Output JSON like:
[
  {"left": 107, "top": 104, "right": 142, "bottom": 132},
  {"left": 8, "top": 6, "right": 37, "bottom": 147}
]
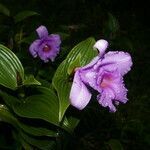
[
  {"left": 29, "top": 25, "right": 61, "bottom": 62},
  {"left": 70, "top": 39, "right": 133, "bottom": 112}
]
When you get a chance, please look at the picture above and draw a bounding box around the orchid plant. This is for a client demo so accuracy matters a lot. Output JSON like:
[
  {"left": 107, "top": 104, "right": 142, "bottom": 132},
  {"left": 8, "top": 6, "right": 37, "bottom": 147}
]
[
  {"left": 0, "top": 25, "right": 132, "bottom": 150},
  {"left": 70, "top": 39, "right": 132, "bottom": 112}
]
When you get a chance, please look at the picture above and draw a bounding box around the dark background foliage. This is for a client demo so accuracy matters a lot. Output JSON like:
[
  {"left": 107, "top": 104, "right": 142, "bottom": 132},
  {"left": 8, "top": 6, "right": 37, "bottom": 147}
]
[{"left": 0, "top": 0, "right": 150, "bottom": 149}]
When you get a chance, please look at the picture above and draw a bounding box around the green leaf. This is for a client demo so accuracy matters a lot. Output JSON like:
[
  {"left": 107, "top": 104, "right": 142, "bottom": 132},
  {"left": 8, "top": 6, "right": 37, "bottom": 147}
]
[
  {"left": 0, "top": 90, "right": 20, "bottom": 108},
  {"left": 19, "top": 122, "right": 58, "bottom": 137},
  {"left": 20, "top": 138, "right": 33, "bottom": 150},
  {"left": 14, "top": 10, "right": 40, "bottom": 23},
  {"left": 103, "top": 13, "right": 119, "bottom": 38},
  {"left": 0, "top": 3, "right": 10, "bottom": 16},
  {"left": 12, "top": 86, "right": 59, "bottom": 126},
  {"left": 21, "top": 132, "right": 56, "bottom": 150},
  {"left": 107, "top": 139, "right": 123, "bottom": 150},
  {"left": 0, "top": 44, "right": 24, "bottom": 90},
  {"left": 107, "top": 13, "right": 119, "bottom": 33},
  {"left": 0, "top": 94, "right": 57, "bottom": 137},
  {"left": 67, "top": 53, "right": 81, "bottom": 75},
  {"left": 0, "top": 104, "right": 19, "bottom": 128},
  {"left": 52, "top": 37, "right": 97, "bottom": 121},
  {"left": 62, "top": 116, "right": 80, "bottom": 133},
  {"left": 23, "top": 75, "right": 41, "bottom": 86}
]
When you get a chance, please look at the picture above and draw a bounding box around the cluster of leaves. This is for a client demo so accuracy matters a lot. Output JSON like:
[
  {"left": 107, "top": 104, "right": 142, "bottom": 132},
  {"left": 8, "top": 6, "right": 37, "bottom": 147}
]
[{"left": 0, "top": 35, "right": 98, "bottom": 149}]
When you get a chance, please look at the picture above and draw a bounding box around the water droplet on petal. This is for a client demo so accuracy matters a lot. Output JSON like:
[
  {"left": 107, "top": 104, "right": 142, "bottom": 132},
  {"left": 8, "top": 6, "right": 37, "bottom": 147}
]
[
  {"left": 93, "top": 65, "right": 97, "bottom": 70},
  {"left": 103, "top": 102, "right": 108, "bottom": 107},
  {"left": 91, "top": 83, "right": 95, "bottom": 87},
  {"left": 116, "top": 90, "right": 120, "bottom": 93}
]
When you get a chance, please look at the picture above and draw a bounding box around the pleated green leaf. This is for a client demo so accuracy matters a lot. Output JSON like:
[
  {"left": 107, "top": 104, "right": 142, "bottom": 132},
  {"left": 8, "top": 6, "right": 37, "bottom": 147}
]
[
  {"left": 52, "top": 37, "right": 97, "bottom": 121},
  {"left": 62, "top": 116, "right": 80, "bottom": 133},
  {"left": 0, "top": 102, "right": 57, "bottom": 137},
  {"left": 24, "top": 75, "right": 41, "bottom": 86},
  {"left": 0, "top": 104, "right": 19, "bottom": 127},
  {"left": 0, "top": 44, "right": 24, "bottom": 90},
  {"left": 20, "top": 132, "right": 56, "bottom": 150},
  {"left": 19, "top": 122, "right": 58, "bottom": 137},
  {"left": 12, "top": 87, "right": 59, "bottom": 126}
]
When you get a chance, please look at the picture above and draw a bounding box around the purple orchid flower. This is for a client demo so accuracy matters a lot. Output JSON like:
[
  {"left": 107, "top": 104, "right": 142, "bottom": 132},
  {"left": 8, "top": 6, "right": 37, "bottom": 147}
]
[
  {"left": 29, "top": 25, "right": 61, "bottom": 62},
  {"left": 69, "top": 39, "right": 132, "bottom": 112}
]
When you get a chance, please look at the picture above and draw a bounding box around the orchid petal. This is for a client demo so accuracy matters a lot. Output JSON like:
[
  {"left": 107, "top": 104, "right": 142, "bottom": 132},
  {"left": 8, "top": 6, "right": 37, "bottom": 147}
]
[
  {"left": 80, "top": 69, "right": 98, "bottom": 91},
  {"left": 29, "top": 40, "right": 40, "bottom": 58},
  {"left": 93, "top": 39, "right": 108, "bottom": 57},
  {"left": 49, "top": 34, "right": 61, "bottom": 45},
  {"left": 98, "top": 88, "right": 116, "bottom": 112},
  {"left": 102, "top": 51, "right": 133, "bottom": 75},
  {"left": 97, "top": 70, "right": 128, "bottom": 112},
  {"left": 70, "top": 71, "right": 92, "bottom": 110},
  {"left": 110, "top": 78, "right": 128, "bottom": 103},
  {"left": 82, "top": 56, "right": 99, "bottom": 69},
  {"left": 37, "top": 50, "right": 49, "bottom": 62},
  {"left": 36, "top": 25, "right": 48, "bottom": 38}
]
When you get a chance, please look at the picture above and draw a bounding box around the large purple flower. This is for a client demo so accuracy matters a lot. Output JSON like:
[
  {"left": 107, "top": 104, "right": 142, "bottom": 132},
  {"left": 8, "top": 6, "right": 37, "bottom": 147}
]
[
  {"left": 69, "top": 39, "right": 132, "bottom": 112},
  {"left": 29, "top": 25, "right": 61, "bottom": 62}
]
